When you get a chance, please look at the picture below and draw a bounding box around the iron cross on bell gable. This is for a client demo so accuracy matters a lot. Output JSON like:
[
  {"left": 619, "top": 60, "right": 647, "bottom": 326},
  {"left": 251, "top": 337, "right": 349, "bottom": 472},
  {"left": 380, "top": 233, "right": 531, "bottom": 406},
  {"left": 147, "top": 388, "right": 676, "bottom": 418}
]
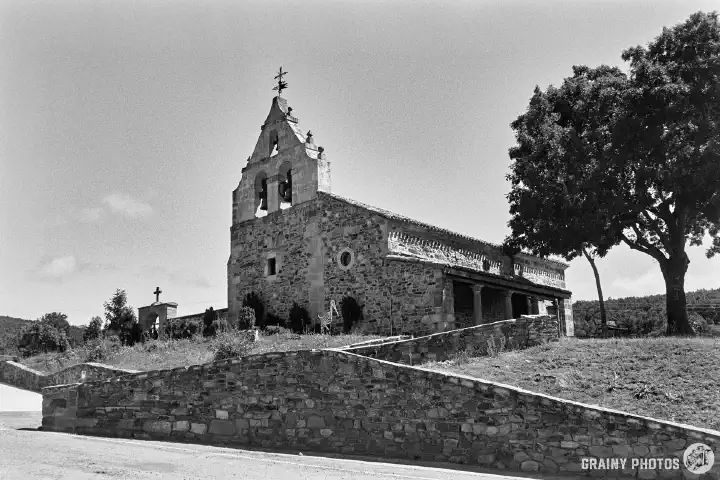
[{"left": 273, "top": 67, "right": 288, "bottom": 96}]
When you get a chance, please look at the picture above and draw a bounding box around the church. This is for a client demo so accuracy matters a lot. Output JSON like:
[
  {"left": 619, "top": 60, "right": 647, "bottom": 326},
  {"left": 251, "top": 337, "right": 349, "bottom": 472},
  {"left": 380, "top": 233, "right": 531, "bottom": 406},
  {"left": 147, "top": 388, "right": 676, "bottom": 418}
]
[{"left": 227, "top": 75, "right": 573, "bottom": 336}]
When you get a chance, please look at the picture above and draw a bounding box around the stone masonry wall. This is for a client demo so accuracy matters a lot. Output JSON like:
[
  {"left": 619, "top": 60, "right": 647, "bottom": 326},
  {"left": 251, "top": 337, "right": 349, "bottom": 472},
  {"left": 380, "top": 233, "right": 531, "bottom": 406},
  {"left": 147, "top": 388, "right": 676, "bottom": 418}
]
[
  {"left": 42, "top": 348, "right": 719, "bottom": 479},
  {"left": 340, "top": 315, "right": 558, "bottom": 365},
  {"left": 0, "top": 360, "right": 138, "bottom": 393},
  {"left": 228, "top": 195, "right": 450, "bottom": 335}
]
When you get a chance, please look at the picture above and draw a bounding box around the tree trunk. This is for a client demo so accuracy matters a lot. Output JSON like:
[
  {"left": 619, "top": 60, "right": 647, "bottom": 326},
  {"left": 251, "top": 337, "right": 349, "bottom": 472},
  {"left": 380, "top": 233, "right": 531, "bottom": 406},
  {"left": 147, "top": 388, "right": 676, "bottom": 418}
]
[
  {"left": 662, "top": 256, "right": 694, "bottom": 336},
  {"left": 582, "top": 246, "right": 607, "bottom": 337}
]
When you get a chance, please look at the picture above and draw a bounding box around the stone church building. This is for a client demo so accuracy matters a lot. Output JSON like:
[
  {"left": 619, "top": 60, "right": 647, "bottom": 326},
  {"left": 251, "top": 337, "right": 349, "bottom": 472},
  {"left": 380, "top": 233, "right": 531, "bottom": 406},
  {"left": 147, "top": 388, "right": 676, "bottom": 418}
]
[{"left": 227, "top": 94, "right": 573, "bottom": 336}]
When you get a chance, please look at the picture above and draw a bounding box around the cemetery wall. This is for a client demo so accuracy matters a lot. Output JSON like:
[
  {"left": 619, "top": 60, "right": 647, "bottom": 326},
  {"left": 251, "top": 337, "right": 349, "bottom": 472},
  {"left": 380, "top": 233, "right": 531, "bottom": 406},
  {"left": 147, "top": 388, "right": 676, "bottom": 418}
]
[
  {"left": 42, "top": 348, "right": 720, "bottom": 479},
  {"left": 0, "top": 360, "right": 138, "bottom": 393}
]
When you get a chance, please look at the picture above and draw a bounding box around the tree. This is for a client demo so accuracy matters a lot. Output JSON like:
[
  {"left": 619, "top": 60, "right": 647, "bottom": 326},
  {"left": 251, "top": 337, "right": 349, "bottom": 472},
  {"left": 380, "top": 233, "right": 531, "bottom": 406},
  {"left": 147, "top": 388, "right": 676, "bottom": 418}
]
[
  {"left": 39, "top": 312, "right": 70, "bottom": 337},
  {"left": 203, "top": 307, "right": 218, "bottom": 337},
  {"left": 103, "top": 289, "right": 139, "bottom": 345},
  {"left": 506, "top": 12, "right": 720, "bottom": 335},
  {"left": 83, "top": 316, "right": 103, "bottom": 343},
  {"left": 17, "top": 321, "right": 69, "bottom": 357}
]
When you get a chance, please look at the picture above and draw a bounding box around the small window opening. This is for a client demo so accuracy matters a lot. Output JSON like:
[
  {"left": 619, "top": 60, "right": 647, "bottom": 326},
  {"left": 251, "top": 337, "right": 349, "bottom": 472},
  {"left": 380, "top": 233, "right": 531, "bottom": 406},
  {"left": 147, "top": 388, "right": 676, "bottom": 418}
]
[
  {"left": 267, "top": 258, "right": 276, "bottom": 276},
  {"left": 269, "top": 131, "right": 279, "bottom": 158},
  {"left": 340, "top": 251, "right": 352, "bottom": 267},
  {"left": 279, "top": 169, "right": 292, "bottom": 206},
  {"left": 259, "top": 178, "right": 268, "bottom": 211}
]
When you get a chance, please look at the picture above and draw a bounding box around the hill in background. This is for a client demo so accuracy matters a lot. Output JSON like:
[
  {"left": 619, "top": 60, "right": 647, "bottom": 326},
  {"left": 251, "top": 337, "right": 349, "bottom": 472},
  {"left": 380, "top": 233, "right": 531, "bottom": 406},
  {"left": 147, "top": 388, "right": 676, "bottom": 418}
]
[{"left": 573, "top": 287, "right": 720, "bottom": 336}]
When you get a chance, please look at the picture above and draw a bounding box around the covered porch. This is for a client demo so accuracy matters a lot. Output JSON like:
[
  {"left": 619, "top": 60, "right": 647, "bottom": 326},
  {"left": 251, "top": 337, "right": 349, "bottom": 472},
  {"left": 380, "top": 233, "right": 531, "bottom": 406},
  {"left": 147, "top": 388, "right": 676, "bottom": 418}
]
[{"left": 445, "top": 268, "right": 573, "bottom": 336}]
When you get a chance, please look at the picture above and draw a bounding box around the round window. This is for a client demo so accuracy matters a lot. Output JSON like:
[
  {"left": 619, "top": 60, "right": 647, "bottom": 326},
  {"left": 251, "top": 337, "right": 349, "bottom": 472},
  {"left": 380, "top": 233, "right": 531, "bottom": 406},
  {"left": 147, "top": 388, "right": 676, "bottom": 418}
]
[{"left": 337, "top": 248, "right": 355, "bottom": 270}]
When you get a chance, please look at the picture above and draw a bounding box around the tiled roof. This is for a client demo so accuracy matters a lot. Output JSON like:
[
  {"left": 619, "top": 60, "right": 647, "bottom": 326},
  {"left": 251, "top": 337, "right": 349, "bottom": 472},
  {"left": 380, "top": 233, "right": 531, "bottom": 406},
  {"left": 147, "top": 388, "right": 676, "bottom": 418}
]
[{"left": 318, "top": 191, "right": 568, "bottom": 268}]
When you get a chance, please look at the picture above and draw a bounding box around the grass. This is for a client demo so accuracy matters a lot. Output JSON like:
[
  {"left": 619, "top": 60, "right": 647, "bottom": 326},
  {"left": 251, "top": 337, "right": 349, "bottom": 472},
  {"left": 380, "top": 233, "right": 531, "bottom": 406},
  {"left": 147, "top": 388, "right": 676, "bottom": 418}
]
[
  {"left": 422, "top": 335, "right": 720, "bottom": 431},
  {"left": 19, "top": 331, "right": 382, "bottom": 374}
]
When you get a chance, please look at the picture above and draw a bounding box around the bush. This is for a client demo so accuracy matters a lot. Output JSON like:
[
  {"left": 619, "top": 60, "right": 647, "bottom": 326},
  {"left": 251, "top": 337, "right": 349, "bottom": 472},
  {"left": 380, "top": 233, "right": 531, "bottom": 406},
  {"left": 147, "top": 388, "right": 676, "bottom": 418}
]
[
  {"left": 211, "top": 315, "right": 232, "bottom": 334},
  {"left": 84, "top": 336, "right": 121, "bottom": 363},
  {"left": 289, "top": 303, "right": 310, "bottom": 333},
  {"left": 239, "top": 306, "right": 257, "bottom": 330},
  {"left": 203, "top": 307, "right": 219, "bottom": 337},
  {"left": 340, "top": 296, "right": 363, "bottom": 333},
  {"left": 688, "top": 312, "right": 708, "bottom": 335},
  {"left": 211, "top": 331, "right": 252, "bottom": 361},
  {"left": 243, "top": 292, "right": 265, "bottom": 329},
  {"left": 165, "top": 317, "right": 203, "bottom": 340},
  {"left": 263, "top": 325, "right": 290, "bottom": 336}
]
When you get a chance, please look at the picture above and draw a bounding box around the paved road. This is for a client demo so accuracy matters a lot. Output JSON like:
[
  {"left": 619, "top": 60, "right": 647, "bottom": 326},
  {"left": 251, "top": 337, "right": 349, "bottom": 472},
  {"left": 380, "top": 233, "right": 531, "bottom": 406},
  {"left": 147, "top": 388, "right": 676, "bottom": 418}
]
[{"left": 0, "top": 412, "right": 545, "bottom": 480}]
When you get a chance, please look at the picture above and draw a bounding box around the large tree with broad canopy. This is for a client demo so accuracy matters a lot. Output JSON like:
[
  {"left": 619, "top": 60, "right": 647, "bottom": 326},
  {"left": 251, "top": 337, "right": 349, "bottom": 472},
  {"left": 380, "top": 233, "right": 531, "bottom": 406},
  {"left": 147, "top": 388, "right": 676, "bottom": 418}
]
[{"left": 505, "top": 12, "right": 720, "bottom": 335}]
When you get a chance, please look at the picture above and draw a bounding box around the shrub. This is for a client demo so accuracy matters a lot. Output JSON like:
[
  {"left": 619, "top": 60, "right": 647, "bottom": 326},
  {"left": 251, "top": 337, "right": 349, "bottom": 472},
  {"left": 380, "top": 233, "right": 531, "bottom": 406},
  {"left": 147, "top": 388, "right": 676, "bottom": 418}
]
[
  {"left": 688, "top": 312, "right": 708, "bottom": 335},
  {"left": 263, "top": 325, "right": 290, "bottom": 336},
  {"left": 340, "top": 296, "right": 363, "bottom": 333},
  {"left": 239, "top": 306, "right": 257, "bottom": 330},
  {"left": 165, "top": 317, "right": 203, "bottom": 340},
  {"left": 203, "top": 307, "right": 219, "bottom": 337},
  {"left": 243, "top": 292, "right": 265, "bottom": 329},
  {"left": 289, "top": 303, "right": 310, "bottom": 333},
  {"left": 84, "top": 336, "right": 121, "bottom": 363},
  {"left": 211, "top": 314, "right": 232, "bottom": 334},
  {"left": 211, "top": 331, "right": 252, "bottom": 361}
]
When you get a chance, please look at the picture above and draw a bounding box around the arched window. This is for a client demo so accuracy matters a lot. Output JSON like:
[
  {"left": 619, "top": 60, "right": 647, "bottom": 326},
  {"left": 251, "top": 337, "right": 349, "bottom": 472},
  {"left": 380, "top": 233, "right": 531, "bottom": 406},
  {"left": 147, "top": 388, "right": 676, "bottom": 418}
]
[
  {"left": 254, "top": 171, "right": 268, "bottom": 217},
  {"left": 277, "top": 161, "right": 293, "bottom": 208}
]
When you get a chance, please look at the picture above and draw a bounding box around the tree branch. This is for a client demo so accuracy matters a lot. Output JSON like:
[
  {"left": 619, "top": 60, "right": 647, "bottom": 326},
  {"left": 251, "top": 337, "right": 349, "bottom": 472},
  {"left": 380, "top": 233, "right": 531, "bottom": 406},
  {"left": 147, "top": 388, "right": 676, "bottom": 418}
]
[{"left": 621, "top": 230, "right": 667, "bottom": 264}]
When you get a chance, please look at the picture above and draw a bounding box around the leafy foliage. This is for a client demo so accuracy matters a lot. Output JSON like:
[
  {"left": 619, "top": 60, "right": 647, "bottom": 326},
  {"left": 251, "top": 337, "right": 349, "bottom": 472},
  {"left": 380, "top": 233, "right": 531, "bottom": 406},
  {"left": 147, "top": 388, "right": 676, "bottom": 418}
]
[
  {"left": 103, "top": 289, "right": 140, "bottom": 345},
  {"left": 203, "top": 307, "right": 219, "bottom": 337},
  {"left": 83, "top": 316, "right": 103, "bottom": 343},
  {"left": 288, "top": 303, "right": 310, "bottom": 333},
  {"left": 0, "top": 315, "right": 34, "bottom": 355},
  {"left": 165, "top": 316, "right": 203, "bottom": 340},
  {"left": 17, "top": 320, "right": 70, "bottom": 357},
  {"left": 243, "top": 292, "right": 265, "bottom": 329},
  {"left": 238, "top": 306, "right": 257, "bottom": 330},
  {"left": 210, "top": 330, "right": 252, "bottom": 361},
  {"left": 506, "top": 12, "right": 720, "bottom": 335}
]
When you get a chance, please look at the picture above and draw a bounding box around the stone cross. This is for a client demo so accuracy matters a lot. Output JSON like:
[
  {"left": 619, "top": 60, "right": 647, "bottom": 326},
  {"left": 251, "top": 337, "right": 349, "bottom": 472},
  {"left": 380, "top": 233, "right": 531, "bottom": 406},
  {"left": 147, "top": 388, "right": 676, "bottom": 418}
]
[
  {"left": 154, "top": 286, "right": 162, "bottom": 303},
  {"left": 273, "top": 67, "right": 289, "bottom": 96}
]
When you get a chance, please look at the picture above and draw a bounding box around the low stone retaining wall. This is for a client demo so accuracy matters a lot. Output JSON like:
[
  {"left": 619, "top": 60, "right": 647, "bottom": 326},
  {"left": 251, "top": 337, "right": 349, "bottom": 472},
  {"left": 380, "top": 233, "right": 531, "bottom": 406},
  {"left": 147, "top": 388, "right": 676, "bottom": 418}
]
[
  {"left": 340, "top": 315, "right": 558, "bottom": 364},
  {"left": 0, "top": 360, "right": 138, "bottom": 393},
  {"left": 41, "top": 349, "right": 719, "bottom": 478}
]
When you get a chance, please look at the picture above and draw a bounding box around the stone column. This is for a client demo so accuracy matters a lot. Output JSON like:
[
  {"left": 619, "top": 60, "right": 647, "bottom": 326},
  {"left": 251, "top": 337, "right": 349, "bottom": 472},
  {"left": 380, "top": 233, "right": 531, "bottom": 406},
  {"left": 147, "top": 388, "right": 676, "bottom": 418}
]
[
  {"left": 531, "top": 296, "right": 539, "bottom": 315},
  {"left": 557, "top": 298, "right": 567, "bottom": 336},
  {"left": 552, "top": 299, "right": 561, "bottom": 336},
  {"left": 441, "top": 280, "right": 455, "bottom": 331},
  {"left": 503, "top": 291, "right": 514, "bottom": 319},
  {"left": 471, "top": 284, "right": 484, "bottom": 325},
  {"left": 526, "top": 296, "right": 532, "bottom": 316}
]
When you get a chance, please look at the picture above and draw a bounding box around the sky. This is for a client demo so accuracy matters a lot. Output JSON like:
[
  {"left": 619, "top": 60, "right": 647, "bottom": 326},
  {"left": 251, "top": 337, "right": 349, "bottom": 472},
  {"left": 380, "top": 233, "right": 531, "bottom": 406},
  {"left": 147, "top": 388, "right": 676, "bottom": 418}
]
[{"left": 1, "top": 0, "right": 719, "bottom": 328}]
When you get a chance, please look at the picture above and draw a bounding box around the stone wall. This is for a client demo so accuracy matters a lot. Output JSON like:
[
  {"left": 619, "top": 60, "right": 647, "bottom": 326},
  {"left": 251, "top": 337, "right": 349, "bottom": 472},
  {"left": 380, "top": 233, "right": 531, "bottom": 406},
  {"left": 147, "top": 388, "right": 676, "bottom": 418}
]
[
  {"left": 42, "top": 348, "right": 720, "bottom": 479},
  {"left": 0, "top": 360, "right": 138, "bottom": 393},
  {"left": 228, "top": 195, "right": 450, "bottom": 335},
  {"left": 340, "top": 315, "right": 558, "bottom": 365}
]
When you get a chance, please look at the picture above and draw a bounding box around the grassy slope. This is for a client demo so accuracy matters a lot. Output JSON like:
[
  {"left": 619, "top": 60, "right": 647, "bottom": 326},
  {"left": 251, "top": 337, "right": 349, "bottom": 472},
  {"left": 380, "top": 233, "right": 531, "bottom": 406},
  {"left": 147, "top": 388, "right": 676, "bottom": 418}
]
[
  {"left": 20, "top": 332, "right": 382, "bottom": 374},
  {"left": 422, "top": 336, "right": 720, "bottom": 431}
]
